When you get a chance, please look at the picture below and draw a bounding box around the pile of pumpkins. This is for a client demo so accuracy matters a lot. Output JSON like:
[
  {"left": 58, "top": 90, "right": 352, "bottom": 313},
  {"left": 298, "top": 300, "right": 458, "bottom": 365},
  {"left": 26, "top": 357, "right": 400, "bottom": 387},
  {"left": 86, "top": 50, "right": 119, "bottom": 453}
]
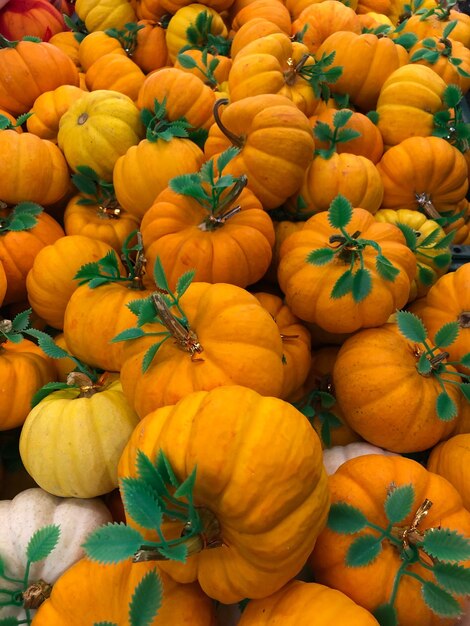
[{"left": 0, "top": 0, "right": 470, "bottom": 624}]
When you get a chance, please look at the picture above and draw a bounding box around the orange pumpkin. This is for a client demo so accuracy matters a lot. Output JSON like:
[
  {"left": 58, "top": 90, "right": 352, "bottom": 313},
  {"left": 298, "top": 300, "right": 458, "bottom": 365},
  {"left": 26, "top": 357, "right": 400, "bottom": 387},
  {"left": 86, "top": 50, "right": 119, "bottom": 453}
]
[
  {"left": 26, "top": 85, "right": 85, "bottom": 143},
  {"left": 409, "top": 35, "right": 470, "bottom": 92},
  {"left": 131, "top": 19, "right": 170, "bottom": 73},
  {"left": 230, "top": 17, "right": 283, "bottom": 59},
  {"left": 0, "top": 261, "right": 6, "bottom": 307},
  {"left": 78, "top": 30, "right": 126, "bottom": 72},
  {"left": 85, "top": 53, "right": 146, "bottom": 102},
  {"left": 48, "top": 31, "right": 81, "bottom": 67},
  {"left": 118, "top": 385, "right": 329, "bottom": 602},
  {"left": 427, "top": 434, "right": 470, "bottom": 511}
]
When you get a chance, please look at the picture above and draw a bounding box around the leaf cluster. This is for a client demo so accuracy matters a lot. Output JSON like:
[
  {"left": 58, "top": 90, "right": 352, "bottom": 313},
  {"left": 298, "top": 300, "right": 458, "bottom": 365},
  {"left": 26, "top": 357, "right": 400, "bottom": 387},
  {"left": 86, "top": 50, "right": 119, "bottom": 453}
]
[
  {"left": 432, "top": 84, "right": 470, "bottom": 153},
  {"left": 140, "top": 98, "right": 194, "bottom": 143},
  {"left": 105, "top": 22, "right": 144, "bottom": 56},
  {"left": 0, "top": 112, "right": 32, "bottom": 131},
  {"left": 83, "top": 449, "right": 202, "bottom": 565},
  {"left": 306, "top": 195, "right": 400, "bottom": 303},
  {"left": 313, "top": 109, "right": 361, "bottom": 159},
  {"left": 328, "top": 483, "right": 470, "bottom": 624},
  {"left": 182, "top": 10, "right": 231, "bottom": 56},
  {"left": 298, "top": 51, "right": 343, "bottom": 101},
  {"left": 71, "top": 165, "right": 116, "bottom": 208},
  {"left": 294, "top": 389, "right": 341, "bottom": 447},
  {"left": 177, "top": 49, "right": 221, "bottom": 88},
  {"left": 0, "top": 202, "right": 42, "bottom": 234}
]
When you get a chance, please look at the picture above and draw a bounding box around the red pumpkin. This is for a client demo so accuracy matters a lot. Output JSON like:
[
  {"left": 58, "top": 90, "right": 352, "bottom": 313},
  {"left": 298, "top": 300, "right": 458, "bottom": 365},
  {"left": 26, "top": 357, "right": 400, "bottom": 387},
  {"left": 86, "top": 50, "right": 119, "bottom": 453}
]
[{"left": 0, "top": 0, "right": 66, "bottom": 41}]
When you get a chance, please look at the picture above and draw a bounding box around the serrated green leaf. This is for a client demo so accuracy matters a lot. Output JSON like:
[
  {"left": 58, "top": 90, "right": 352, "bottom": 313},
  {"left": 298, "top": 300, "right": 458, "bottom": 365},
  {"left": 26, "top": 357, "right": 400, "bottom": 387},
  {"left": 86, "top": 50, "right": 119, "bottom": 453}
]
[
  {"left": 410, "top": 48, "right": 435, "bottom": 62},
  {"left": 138, "top": 299, "right": 159, "bottom": 327},
  {"left": 142, "top": 340, "right": 166, "bottom": 373},
  {"left": 153, "top": 257, "right": 170, "bottom": 292},
  {"left": 31, "top": 382, "right": 72, "bottom": 408},
  {"left": 320, "top": 417, "right": 332, "bottom": 448},
  {"left": 331, "top": 269, "right": 354, "bottom": 299},
  {"left": 134, "top": 449, "right": 170, "bottom": 496},
  {"left": 313, "top": 120, "right": 333, "bottom": 142},
  {"left": 396, "top": 310, "right": 427, "bottom": 343},
  {"left": 129, "top": 568, "right": 163, "bottom": 626},
  {"left": 367, "top": 110, "right": 379, "bottom": 125},
  {"left": 111, "top": 327, "right": 146, "bottom": 343},
  {"left": 82, "top": 523, "right": 143, "bottom": 564},
  {"left": 418, "top": 227, "right": 441, "bottom": 248},
  {"left": 352, "top": 268, "right": 372, "bottom": 302},
  {"left": 434, "top": 110, "right": 451, "bottom": 126},
  {"left": 306, "top": 247, "right": 335, "bottom": 266},
  {"left": 394, "top": 32, "right": 419, "bottom": 50},
  {"left": 461, "top": 354, "right": 470, "bottom": 368},
  {"left": 346, "top": 533, "right": 383, "bottom": 567},
  {"left": 157, "top": 543, "right": 188, "bottom": 562},
  {"left": 72, "top": 172, "right": 97, "bottom": 196},
  {"left": 417, "top": 352, "right": 432, "bottom": 375},
  {"left": 418, "top": 265, "right": 435, "bottom": 287},
  {"left": 177, "top": 52, "right": 199, "bottom": 69},
  {"left": 328, "top": 502, "right": 368, "bottom": 534},
  {"left": 26, "top": 524, "right": 60, "bottom": 563},
  {"left": 373, "top": 603, "right": 398, "bottom": 626},
  {"left": 421, "top": 581, "right": 462, "bottom": 617},
  {"left": 174, "top": 466, "right": 197, "bottom": 499},
  {"left": 175, "top": 270, "right": 195, "bottom": 298},
  {"left": 120, "top": 477, "right": 163, "bottom": 530},
  {"left": 11, "top": 308, "right": 32, "bottom": 332},
  {"left": 333, "top": 109, "right": 353, "bottom": 128},
  {"left": 127, "top": 299, "right": 146, "bottom": 317},
  {"left": 443, "top": 84, "right": 463, "bottom": 108},
  {"left": 25, "top": 329, "right": 69, "bottom": 359},
  {"left": 328, "top": 194, "right": 352, "bottom": 229},
  {"left": 434, "top": 562, "right": 470, "bottom": 595},
  {"left": 317, "top": 390, "right": 336, "bottom": 409},
  {"left": 433, "top": 253, "right": 452, "bottom": 269},
  {"left": 7, "top": 215, "right": 35, "bottom": 231},
  {"left": 396, "top": 222, "right": 418, "bottom": 250},
  {"left": 217, "top": 146, "right": 240, "bottom": 174},
  {"left": 384, "top": 484, "right": 414, "bottom": 524},
  {"left": 376, "top": 255, "right": 400, "bottom": 282},
  {"left": 336, "top": 128, "right": 361, "bottom": 144},
  {"left": 432, "top": 127, "right": 451, "bottom": 139},
  {"left": 0, "top": 618, "right": 23, "bottom": 626},
  {"left": 422, "top": 528, "right": 470, "bottom": 562},
  {"left": 0, "top": 115, "right": 12, "bottom": 130},
  {"left": 156, "top": 450, "right": 179, "bottom": 488},
  {"left": 461, "top": 383, "right": 470, "bottom": 401},
  {"left": 434, "top": 322, "right": 459, "bottom": 348},
  {"left": 436, "top": 392, "right": 457, "bottom": 421}
]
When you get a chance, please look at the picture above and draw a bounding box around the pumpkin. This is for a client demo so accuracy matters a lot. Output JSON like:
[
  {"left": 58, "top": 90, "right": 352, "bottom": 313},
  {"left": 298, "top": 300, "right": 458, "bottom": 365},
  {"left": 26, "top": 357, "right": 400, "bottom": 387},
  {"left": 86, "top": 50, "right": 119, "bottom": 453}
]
[
  {"left": 376, "top": 136, "right": 469, "bottom": 221},
  {"left": 238, "top": 580, "right": 380, "bottom": 625},
  {"left": 427, "top": 434, "right": 470, "bottom": 510},
  {"left": 0, "top": 130, "right": 70, "bottom": 207},
  {"left": 0, "top": 487, "right": 112, "bottom": 621},
  {"left": 309, "top": 454, "right": 470, "bottom": 626},
  {"left": 57, "top": 89, "right": 145, "bottom": 182},
  {"left": 48, "top": 31, "right": 81, "bottom": 67},
  {"left": 32, "top": 559, "right": 217, "bottom": 625},
  {"left": 26, "top": 85, "right": 85, "bottom": 143},
  {"left": 85, "top": 52, "right": 146, "bottom": 102},
  {"left": 75, "top": 0, "right": 137, "bottom": 31},
  {"left": 409, "top": 35, "right": 470, "bottom": 93},
  {"left": 229, "top": 0, "right": 291, "bottom": 35},
  {"left": 408, "top": 263, "right": 470, "bottom": 373},
  {"left": 78, "top": 30, "right": 126, "bottom": 72},
  {"left": 174, "top": 48, "right": 232, "bottom": 86},
  {"left": 332, "top": 319, "right": 461, "bottom": 452},
  {"left": 0, "top": 208, "right": 64, "bottom": 305},
  {"left": 118, "top": 281, "right": 287, "bottom": 417},
  {"left": 26, "top": 236, "right": 116, "bottom": 331},
  {"left": 253, "top": 291, "right": 311, "bottom": 399},
  {"left": 0, "top": 261, "right": 6, "bottom": 306},
  {"left": 230, "top": 17, "right": 283, "bottom": 59},
  {"left": 277, "top": 205, "right": 416, "bottom": 333},
  {"left": 19, "top": 377, "right": 140, "bottom": 498},
  {"left": 0, "top": 0, "right": 65, "bottom": 41},
  {"left": 204, "top": 94, "right": 315, "bottom": 210},
  {"left": 263, "top": 219, "right": 305, "bottom": 284},
  {"left": 118, "top": 385, "right": 329, "bottom": 603},
  {"left": 322, "top": 442, "right": 398, "bottom": 475},
  {"left": 314, "top": 31, "right": 409, "bottom": 112},
  {"left": 397, "top": 8, "right": 470, "bottom": 48},
  {"left": 376, "top": 64, "right": 447, "bottom": 147},
  {"left": 131, "top": 19, "right": 170, "bottom": 73},
  {"left": 0, "top": 38, "right": 79, "bottom": 116}
]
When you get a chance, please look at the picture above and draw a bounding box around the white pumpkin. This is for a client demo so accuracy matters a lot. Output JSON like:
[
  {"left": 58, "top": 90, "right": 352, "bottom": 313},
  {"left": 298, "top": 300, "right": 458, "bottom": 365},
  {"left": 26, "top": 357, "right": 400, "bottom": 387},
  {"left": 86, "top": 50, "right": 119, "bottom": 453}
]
[
  {"left": 322, "top": 443, "right": 399, "bottom": 475},
  {"left": 0, "top": 488, "right": 112, "bottom": 620}
]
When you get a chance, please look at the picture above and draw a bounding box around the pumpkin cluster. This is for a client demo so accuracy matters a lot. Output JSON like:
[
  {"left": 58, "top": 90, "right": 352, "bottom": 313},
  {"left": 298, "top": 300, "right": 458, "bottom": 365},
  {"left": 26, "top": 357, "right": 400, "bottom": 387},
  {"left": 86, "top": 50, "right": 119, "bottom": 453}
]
[{"left": 0, "top": 0, "right": 469, "bottom": 624}]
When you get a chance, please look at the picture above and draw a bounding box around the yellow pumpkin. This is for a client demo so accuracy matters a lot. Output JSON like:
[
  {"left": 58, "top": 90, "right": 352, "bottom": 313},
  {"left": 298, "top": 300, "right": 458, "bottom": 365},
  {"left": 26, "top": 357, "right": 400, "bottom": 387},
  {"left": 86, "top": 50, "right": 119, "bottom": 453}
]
[{"left": 75, "top": 0, "right": 137, "bottom": 31}]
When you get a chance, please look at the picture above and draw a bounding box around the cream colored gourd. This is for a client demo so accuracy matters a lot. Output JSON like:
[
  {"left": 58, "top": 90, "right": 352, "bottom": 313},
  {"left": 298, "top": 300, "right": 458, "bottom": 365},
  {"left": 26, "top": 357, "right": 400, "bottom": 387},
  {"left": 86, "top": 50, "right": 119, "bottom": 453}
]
[
  {"left": 0, "top": 487, "right": 111, "bottom": 621},
  {"left": 322, "top": 443, "right": 399, "bottom": 475}
]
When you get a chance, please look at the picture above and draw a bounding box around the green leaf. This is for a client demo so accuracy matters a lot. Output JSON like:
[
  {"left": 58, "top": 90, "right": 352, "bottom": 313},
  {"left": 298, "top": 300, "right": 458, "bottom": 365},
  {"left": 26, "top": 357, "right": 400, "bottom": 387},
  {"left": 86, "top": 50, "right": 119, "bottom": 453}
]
[
  {"left": 367, "top": 110, "right": 379, "bottom": 125},
  {"left": 31, "top": 382, "right": 72, "bottom": 408},
  {"left": 306, "top": 247, "right": 335, "bottom": 266},
  {"left": 418, "top": 227, "right": 441, "bottom": 248},
  {"left": 82, "top": 523, "right": 143, "bottom": 564},
  {"left": 26, "top": 524, "right": 60, "bottom": 563},
  {"left": 328, "top": 194, "right": 352, "bottom": 229},
  {"left": 0, "top": 619, "right": 24, "bottom": 626},
  {"left": 137, "top": 299, "right": 159, "bottom": 327},
  {"left": 336, "top": 128, "right": 362, "bottom": 144},
  {"left": 434, "top": 562, "right": 470, "bottom": 595},
  {"left": 174, "top": 465, "right": 197, "bottom": 499},
  {"left": 332, "top": 109, "right": 353, "bottom": 128},
  {"left": 327, "top": 502, "right": 368, "bottom": 534},
  {"left": 384, "top": 484, "right": 414, "bottom": 524},
  {"left": 176, "top": 270, "right": 195, "bottom": 298},
  {"left": 94, "top": 623, "right": 118, "bottom": 626},
  {"left": 156, "top": 450, "right": 179, "bottom": 488},
  {"left": 331, "top": 269, "right": 354, "bottom": 299},
  {"left": 394, "top": 32, "right": 419, "bottom": 50},
  {"left": 142, "top": 340, "right": 165, "bottom": 373},
  {"left": 25, "top": 329, "right": 69, "bottom": 359},
  {"left": 433, "top": 253, "right": 452, "bottom": 269},
  {"left": 111, "top": 327, "right": 146, "bottom": 343},
  {"left": 443, "top": 84, "right": 462, "bottom": 109},
  {"left": 313, "top": 120, "right": 333, "bottom": 142},
  {"left": 421, "top": 581, "right": 462, "bottom": 617},
  {"left": 434, "top": 322, "right": 459, "bottom": 349},
  {"left": 346, "top": 533, "right": 383, "bottom": 567},
  {"left": 129, "top": 568, "right": 163, "bottom": 626},
  {"left": 0, "top": 115, "right": 12, "bottom": 130},
  {"left": 153, "top": 257, "right": 170, "bottom": 293},
  {"left": 376, "top": 254, "right": 399, "bottom": 282},
  {"left": 157, "top": 543, "right": 188, "bottom": 562},
  {"left": 418, "top": 265, "right": 435, "bottom": 287},
  {"left": 120, "top": 477, "right": 163, "bottom": 530},
  {"left": 461, "top": 382, "right": 470, "bottom": 401},
  {"left": 72, "top": 172, "right": 97, "bottom": 196},
  {"left": 216, "top": 146, "right": 240, "bottom": 174},
  {"left": 410, "top": 48, "right": 435, "bottom": 62},
  {"left": 396, "top": 310, "right": 427, "bottom": 343},
  {"left": 11, "top": 308, "right": 32, "bottom": 332},
  {"left": 417, "top": 353, "right": 432, "bottom": 375},
  {"left": 422, "top": 528, "right": 470, "bottom": 562},
  {"left": 373, "top": 603, "right": 398, "bottom": 626},
  {"left": 177, "top": 52, "right": 199, "bottom": 68},
  {"left": 436, "top": 391, "right": 457, "bottom": 421},
  {"left": 134, "top": 449, "right": 170, "bottom": 495},
  {"left": 352, "top": 268, "right": 372, "bottom": 303}
]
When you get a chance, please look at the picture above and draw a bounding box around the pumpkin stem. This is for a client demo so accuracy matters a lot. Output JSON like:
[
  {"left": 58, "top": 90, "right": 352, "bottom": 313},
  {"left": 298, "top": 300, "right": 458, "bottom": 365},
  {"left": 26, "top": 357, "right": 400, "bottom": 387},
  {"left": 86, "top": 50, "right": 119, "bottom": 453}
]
[
  {"left": 67, "top": 372, "right": 102, "bottom": 398},
  {"left": 151, "top": 293, "right": 204, "bottom": 361},
  {"left": 390, "top": 498, "right": 433, "bottom": 552},
  {"left": 133, "top": 507, "right": 222, "bottom": 562},
  {"left": 22, "top": 579, "right": 52, "bottom": 610},
  {"left": 213, "top": 99, "right": 244, "bottom": 148},
  {"left": 416, "top": 192, "right": 440, "bottom": 219},
  {"left": 459, "top": 311, "right": 470, "bottom": 328}
]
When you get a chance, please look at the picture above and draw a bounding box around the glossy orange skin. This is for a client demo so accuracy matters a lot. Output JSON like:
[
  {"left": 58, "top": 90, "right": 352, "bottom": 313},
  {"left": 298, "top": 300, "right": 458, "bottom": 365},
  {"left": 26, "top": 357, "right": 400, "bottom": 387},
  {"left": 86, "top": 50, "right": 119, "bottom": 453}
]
[
  {"left": 26, "top": 85, "right": 85, "bottom": 143},
  {"left": 398, "top": 10, "right": 470, "bottom": 48},
  {"left": 85, "top": 53, "right": 146, "bottom": 102},
  {"left": 287, "top": 0, "right": 358, "bottom": 20},
  {"left": 310, "top": 455, "right": 470, "bottom": 626},
  {"left": 0, "top": 130, "right": 70, "bottom": 206},
  {"left": 0, "top": 40, "right": 79, "bottom": 116},
  {"left": 291, "top": 1, "right": 362, "bottom": 54},
  {"left": 63, "top": 282, "right": 152, "bottom": 373},
  {"left": 277, "top": 208, "right": 416, "bottom": 333},
  {"left": 113, "top": 137, "right": 205, "bottom": 220},
  {"left": 409, "top": 263, "right": 470, "bottom": 373},
  {"left": 230, "top": 17, "right": 283, "bottom": 59},
  {"left": 409, "top": 37, "right": 470, "bottom": 93},
  {"left": 48, "top": 31, "right": 81, "bottom": 67},
  {"left": 428, "top": 434, "right": 470, "bottom": 511},
  {"left": 0, "top": 211, "right": 64, "bottom": 305},
  {"left": 377, "top": 136, "right": 469, "bottom": 216},
  {"left": 0, "top": 261, "right": 6, "bottom": 307},
  {"left": 253, "top": 292, "right": 311, "bottom": 399},
  {"left": 63, "top": 195, "right": 140, "bottom": 252},
  {"left": 0, "top": 339, "right": 56, "bottom": 430},
  {"left": 141, "top": 185, "right": 274, "bottom": 289},
  {"left": 287, "top": 152, "right": 384, "bottom": 218},
  {"left": 118, "top": 385, "right": 329, "bottom": 603},
  {"left": 119, "top": 282, "right": 286, "bottom": 417},
  {"left": 78, "top": 30, "right": 125, "bottom": 71},
  {"left": 174, "top": 49, "right": 232, "bottom": 85},
  {"left": 310, "top": 108, "right": 384, "bottom": 164},
  {"left": 204, "top": 94, "right": 315, "bottom": 210},
  {"left": 132, "top": 19, "right": 169, "bottom": 73},
  {"left": 264, "top": 220, "right": 305, "bottom": 284},
  {"left": 160, "top": 0, "right": 235, "bottom": 18},
  {"left": 26, "top": 236, "right": 115, "bottom": 330},
  {"left": 230, "top": 0, "right": 291, "bottom": 34},
  {"left": 315, "top": 32, "right": 409, "bottom": 112},
  {"left": 132, "top": 0, "right": 167, "bottom": 19},
  {"left": 137, "top": 68, "right": 217, "bottom": 131},
  {"left": 238, "top": 580, "right": 380, "bottom": 625},
  {"left": 333, "top": 323, "right": 460, "bottom": 452},
  {"left": 0, "top": 0, "right": 65, "bottom": 41},
  {"left": 32, "top": 559, "right": 217, "bottom": 625}
]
